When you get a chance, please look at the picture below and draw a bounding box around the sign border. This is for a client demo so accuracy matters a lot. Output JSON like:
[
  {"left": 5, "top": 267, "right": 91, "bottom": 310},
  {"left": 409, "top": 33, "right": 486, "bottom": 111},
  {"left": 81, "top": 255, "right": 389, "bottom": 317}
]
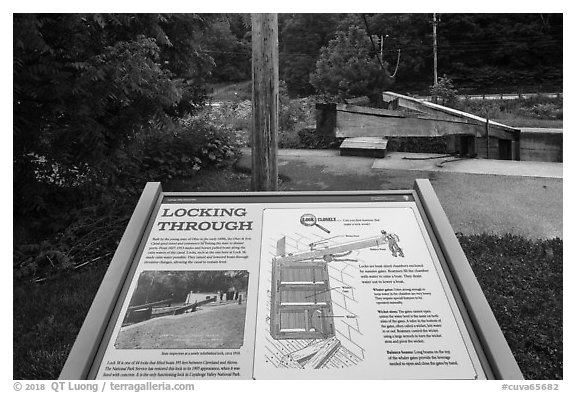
[{"left": 59, "top": 180, "right": 523, "bottom": 380}]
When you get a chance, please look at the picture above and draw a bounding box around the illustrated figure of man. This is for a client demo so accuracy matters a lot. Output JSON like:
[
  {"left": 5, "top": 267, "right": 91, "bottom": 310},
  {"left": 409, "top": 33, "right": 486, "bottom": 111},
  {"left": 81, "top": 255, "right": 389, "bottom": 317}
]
[{"left": 381, "top": 230, "right": 404, "bottom": 257}]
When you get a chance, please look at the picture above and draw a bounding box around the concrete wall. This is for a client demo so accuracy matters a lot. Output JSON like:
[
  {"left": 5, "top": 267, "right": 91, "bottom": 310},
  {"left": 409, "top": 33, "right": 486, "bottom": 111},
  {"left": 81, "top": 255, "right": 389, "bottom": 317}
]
[{"left": 519, "top": 130, "right": 563, "bottom": 162}]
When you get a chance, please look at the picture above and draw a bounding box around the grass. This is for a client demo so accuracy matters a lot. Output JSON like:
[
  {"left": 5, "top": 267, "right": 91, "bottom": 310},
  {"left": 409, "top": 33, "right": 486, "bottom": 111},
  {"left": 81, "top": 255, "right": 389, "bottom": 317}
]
[
  {"left": 490, "top": 116, "right": 563, "bottom": 129},
  {"left": 459, "top": 234, "right": 563, "bottom": 380},
  {"left": 13, "top": 262, "right": 110, "bottom": 379},
  {"left": 115, "top": 303, "right": 247, "bottom": 349},
  {"left": 455, "top": 96, "right": 563, "bottom": 129},
  {"left": 13, "top": 167, "right": 563, "bottom": 380}
]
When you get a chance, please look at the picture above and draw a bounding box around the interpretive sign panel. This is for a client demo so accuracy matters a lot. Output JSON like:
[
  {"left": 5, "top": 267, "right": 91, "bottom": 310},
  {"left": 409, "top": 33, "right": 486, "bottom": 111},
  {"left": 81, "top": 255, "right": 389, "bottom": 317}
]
[
  {"left": 61, "top": 181, "right": 523, "bottom": 380},
  {"left": 255, "top": 205, "right": 483, "bottom": 379}
]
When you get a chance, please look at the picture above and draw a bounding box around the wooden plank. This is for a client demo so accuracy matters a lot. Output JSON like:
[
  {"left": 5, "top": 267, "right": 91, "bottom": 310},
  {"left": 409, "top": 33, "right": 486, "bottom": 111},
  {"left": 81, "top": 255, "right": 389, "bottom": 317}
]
[
  {"left": 340, "top": 137, "right": 388, "bottom": 150},
  {"left": 283, "top": 337, "right": 338, "bottom": 365},
  {"left": 340, "top": 137, "right": 388, "bottom": 158},
  {"left": 383, "top": 92, "right": 463, "bottom": 122},
  {"left": 126, "top": 298, "right": 172, "bottom": 312},
  {"left": 276, "top": 236, "right": 286, "bottom": 257},
  {"left": 303, "top": 337, "right": 341, "bottom": 369},
  {"left": 335, "top": 111, "right": 516, "bottom": 140},
  {"left": 335, "top": 103, "right": 406, "bottom": 118},
  {"left": 271, "top": 259, "right": 335, "bottom": 340},
  {"left": 383, "top": 91, "right": 520, "bottom": 134},
  {"left": 344, "top": 96, "right": 370, "bottom": 106},
  {"left": 275, "top": 235, "right": 387, "bottom": 264}
]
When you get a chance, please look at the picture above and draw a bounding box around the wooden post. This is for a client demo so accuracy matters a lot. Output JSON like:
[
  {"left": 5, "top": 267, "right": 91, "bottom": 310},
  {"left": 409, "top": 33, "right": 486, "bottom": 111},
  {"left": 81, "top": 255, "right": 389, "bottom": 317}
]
[
  {"left": 485, "top": 118, "right": 490, "bottom": 159},
  {"left": 251, "top": 13, "right": 279, "bottom": 191},
  {"left": 432, "top": 13, "right": 438, "bottom": 104}
]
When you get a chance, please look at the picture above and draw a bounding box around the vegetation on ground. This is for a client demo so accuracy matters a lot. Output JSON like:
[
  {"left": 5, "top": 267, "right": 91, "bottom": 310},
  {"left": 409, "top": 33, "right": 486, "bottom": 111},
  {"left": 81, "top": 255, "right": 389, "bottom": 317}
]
[
  {"left": 129, "top": 271, "right": 248, "bottom": 307},
  {"left": 116, "top": 304, "right": 247, "bottom": 349},
  {"left": 459, "top": 234, "right": 563, "bottom": 380},
  {"left": 456, "top": 96, "right": 563, "bottom": 128}
]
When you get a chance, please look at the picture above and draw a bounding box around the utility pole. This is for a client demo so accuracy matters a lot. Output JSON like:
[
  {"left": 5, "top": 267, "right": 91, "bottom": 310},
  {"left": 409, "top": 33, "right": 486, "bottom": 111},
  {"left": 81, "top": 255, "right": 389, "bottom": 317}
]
[
  {"left": 380, "top": 35, "right": 384, "bottom": 64},
  {"left": 380, "top": 34, "right": 389, "bottom": 64},
  {"left": 432, "top": 13, "right": 439, "bottom": 103},
  {"left": 433, "top": 13, "right": 438, "bottom": 86},
  {"left": 251, "top": 14, "right": 279, "bottom": 191}
]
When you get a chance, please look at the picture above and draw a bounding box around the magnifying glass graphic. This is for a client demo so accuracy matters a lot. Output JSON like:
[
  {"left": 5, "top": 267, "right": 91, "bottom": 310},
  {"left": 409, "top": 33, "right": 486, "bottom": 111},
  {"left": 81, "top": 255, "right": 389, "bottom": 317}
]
[{"left": 300, "top": 214, "right": 331, "bottom": 233}]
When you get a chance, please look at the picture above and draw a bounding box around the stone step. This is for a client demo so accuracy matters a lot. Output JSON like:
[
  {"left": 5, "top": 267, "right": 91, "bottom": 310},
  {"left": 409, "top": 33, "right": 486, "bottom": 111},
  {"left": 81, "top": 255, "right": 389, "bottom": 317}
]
[{"left": 340, "top": 137, "right": 388, "bottom": 158}]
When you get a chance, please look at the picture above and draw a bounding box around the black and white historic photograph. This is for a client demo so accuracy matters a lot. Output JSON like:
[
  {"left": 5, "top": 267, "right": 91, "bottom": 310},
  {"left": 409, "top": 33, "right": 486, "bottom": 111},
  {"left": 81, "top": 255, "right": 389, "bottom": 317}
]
[
  {"left": 115, "top": 270, "right": 249, "bottom": 349},
  {"left": 13, "top": 10, "right": 563, "bottom": 382}
]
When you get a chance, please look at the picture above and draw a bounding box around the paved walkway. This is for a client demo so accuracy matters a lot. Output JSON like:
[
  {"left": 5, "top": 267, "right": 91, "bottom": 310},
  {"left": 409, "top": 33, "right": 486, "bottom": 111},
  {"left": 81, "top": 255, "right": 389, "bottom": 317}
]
[
  {"left": 372, "top": 152, "right": 563, "bottom": 178},
  {"left": 238, "top": 148, "right": 563, "bottom": 240}
]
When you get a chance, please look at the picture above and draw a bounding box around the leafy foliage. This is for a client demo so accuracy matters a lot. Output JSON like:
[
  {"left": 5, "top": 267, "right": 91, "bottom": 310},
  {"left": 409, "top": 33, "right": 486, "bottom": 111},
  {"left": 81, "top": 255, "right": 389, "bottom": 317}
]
[
  {"left": 279, "top": 14, "right": 339, "bottom": 96},
  {"left": 202, "top": 16, "right": 251, "bottom": 82},
  {"left": 294, "top": 128, "right": 342, "bottom": 150},
  {"left": 128, "top": 118, "right": 239, "bottom": 184},
  {"left": 129, "top": 271, "right": 249, "bottom": 306},
  {"left": 456, "top": 96, "right": 563, "bottom": 120},
  {"left": 438, "top": 14, "right": 562, "bottom": 91},
  {"left": 303, "top": 13, "right": 562, "bottom": 94},
  {"left": 310, "top": 25, "right": 393, "bottom": 104},
  {"left": 13, "top": 118, "right": 240, "bottom": 283},
  {"left": 14, "top": 13, "right": 214, "bottom": 220},
  {"left": 430, "top": 75, "right": 458, "bottom": 106}
]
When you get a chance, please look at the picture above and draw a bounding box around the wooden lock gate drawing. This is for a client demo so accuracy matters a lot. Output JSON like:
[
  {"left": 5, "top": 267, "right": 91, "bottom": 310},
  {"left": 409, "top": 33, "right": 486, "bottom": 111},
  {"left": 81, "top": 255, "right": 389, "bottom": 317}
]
[{"left": 270, "top": 231, "right": 404, "bottom": 341}]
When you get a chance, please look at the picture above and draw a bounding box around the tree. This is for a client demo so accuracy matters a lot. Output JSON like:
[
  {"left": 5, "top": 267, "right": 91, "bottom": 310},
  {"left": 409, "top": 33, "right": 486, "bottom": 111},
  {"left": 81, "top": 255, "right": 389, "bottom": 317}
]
[
  {"left": 436, "top": 13, "right": 563, "bottom": 91},
  {"left": 13, "top": 14, "right": 214, "bottom": 217},
  {"left": 430, "top": 75, "right": 458, "bottom": 106},
  {"left": 201, "top": 15, "right": 251, "bottom": 83},
  {"left": 363, "top": 13, "right": 431, "bottom": 91},
  {"left": 279, "top": 14, "right": 339, "bottom": 96},
  {"left": 310, "top": 25, "right": 393, "bottom": 104}
]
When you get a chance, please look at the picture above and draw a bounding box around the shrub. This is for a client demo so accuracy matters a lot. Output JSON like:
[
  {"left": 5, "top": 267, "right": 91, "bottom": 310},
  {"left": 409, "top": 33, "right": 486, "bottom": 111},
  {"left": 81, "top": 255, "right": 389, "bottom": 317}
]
[
  {"left": 387, "top": 137, "right": 449, "bottom": 154},
  {"left": 456, "top": 96, "right": 563, "bottom": 120},
  {"left": 14, "top": 118, "right": 241, "bottom": 282},
  {"left": 430, "top": 75, "right": 459, "bottom": 107},
  {"left": 296, "top": 128, "right": 342, "bottom": 149},
  {"left": 128, "top": 120, "right": 239, "bottom": 184},
  {"left": 518, "top": 103, "right": 563, "bottom": 120},
  {"left": 310, "top": 25, "right": 393, "bottom": 105}
]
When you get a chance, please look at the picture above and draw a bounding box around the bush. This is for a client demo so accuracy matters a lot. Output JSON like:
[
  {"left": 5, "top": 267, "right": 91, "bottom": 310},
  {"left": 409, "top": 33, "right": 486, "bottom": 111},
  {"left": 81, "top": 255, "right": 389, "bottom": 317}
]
[
  {"left": 430, "top": 75, "right": 459, "bottom": 107},
  {"left": 296, "top": 128, "right": 343, "bottom": 149},
  {"left": 128, "top": 120, "right": 239, "bottom": 184},
  {"left": 387, "top": 137, "right": 449, "bottom": 154},
  {"left": 14, "top": 118, "right": 241, "bottom": 283},
  {"left": 279, "top": 82, "right": 313, "bottom": 132},
  {"left": 518, "top": 102, "right": 563, "bottom": 120},
  {"left": 310, "top": 25, "right": 393, "bottom": 104},
  {"left": 456, "top": 96, "right": 563, "bottom": 120}
]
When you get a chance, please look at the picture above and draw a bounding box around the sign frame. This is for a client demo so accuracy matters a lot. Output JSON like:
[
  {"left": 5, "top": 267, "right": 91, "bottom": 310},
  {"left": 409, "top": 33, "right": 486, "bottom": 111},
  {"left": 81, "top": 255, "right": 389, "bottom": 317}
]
[{"left": 59, "top": 180, "right": 523, "bottom": 380}]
